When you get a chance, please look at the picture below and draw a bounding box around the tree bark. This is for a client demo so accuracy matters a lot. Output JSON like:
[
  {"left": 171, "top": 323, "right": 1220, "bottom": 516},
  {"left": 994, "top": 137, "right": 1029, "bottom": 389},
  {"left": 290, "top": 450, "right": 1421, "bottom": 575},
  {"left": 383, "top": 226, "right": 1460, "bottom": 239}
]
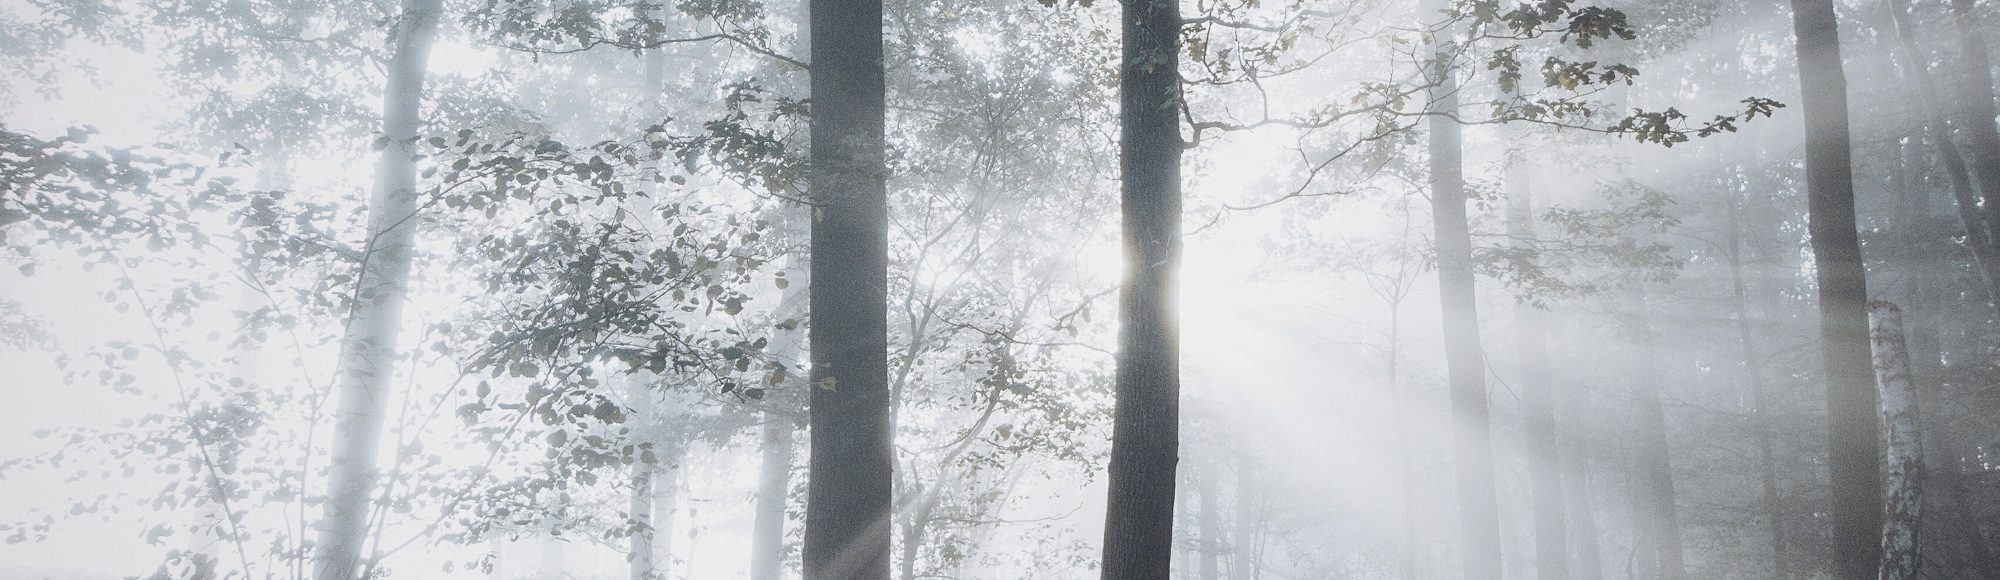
[
  {"left": 1870, "top": 302, "right": 1923, "bottom": 580},
  {"left": 1786, "top": 3, "right": 1881, "bottom": 580},
  {"left": 629, "top": 378, "right": 657, "bottom": 580},
  {"left": 803, "top": 0, "right": 891, "bottom": 578},
  {"left": 1622, "top": 289, "right": 1686, "bottom": 580},
  {"left": 1424, "top": 7, "right": 1502, "bottom": 580},
  {"left": 310, "top": 0, "right": 441, "bottom": 577},
  {"left": 1509, "top": 156, "right": 1568, "bottom": 580},
  {"left": 1099, "top": 0, "right": 1183, "bottom": 578}
]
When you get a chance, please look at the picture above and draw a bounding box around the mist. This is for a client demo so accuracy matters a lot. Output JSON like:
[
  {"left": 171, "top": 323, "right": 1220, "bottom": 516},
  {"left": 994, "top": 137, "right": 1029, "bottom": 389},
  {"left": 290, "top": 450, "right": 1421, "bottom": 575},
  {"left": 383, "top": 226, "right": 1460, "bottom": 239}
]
[{"left": 1, "top": 1, "right": 1996, "bottom": 580}]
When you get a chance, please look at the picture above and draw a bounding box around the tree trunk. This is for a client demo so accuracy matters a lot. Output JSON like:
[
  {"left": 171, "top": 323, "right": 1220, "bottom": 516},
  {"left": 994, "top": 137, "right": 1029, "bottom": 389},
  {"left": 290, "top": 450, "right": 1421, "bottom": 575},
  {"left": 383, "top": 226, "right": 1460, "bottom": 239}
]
[
  {"left": 1870, "top": 302, "right": 1923, "bottom": 580},
  {"left": 1883, "top": 0, "right": 2000, "bottom": 310},
  {"left": 1949, "top": 0, "right": 2000, "bottom": 237},
  {"left": 1099, "top": 0, "right": 1183, "bottom": 578},
  {"left": 1423, "top": 7, "right": 1502, "bottom": 580},
  {"left": 1725, "top": 189, "right": 1791, "bottom": 580},
  {"left": 1786, "top": 3, "right": 1881, "bottom": 580},
  {"left": 629, "top": 378, "right": 657, "bottom": 580},
  {"left": 803, "top": 0, "right": 891, "bottom": 578},
  {"left": 651, "top": 440, "right": 683, "bottom": 578},
  {"left": 1231, "top": 455, "right": 1256, "bottom": 580},
  {"left": 1198, "top": 457, "right": 1220, "bottom": 580},
  {"left": 1561, "top": 445, "right": 1603, "bottom": 580},
  {"left": 631, "top": 464, "right": 655, "bottom": 580},
  {"left": 1509, "top": 156, "right": 1568, "bottom": 580},
  {"left": 752, "top": 414, "right": 795, "bottom": 580},
  {"left": 1624, "top": 289, "right": 1686, "bottom": 580},
  {"left": 310, "top": 0, "right": 441, "bottom": 578}
]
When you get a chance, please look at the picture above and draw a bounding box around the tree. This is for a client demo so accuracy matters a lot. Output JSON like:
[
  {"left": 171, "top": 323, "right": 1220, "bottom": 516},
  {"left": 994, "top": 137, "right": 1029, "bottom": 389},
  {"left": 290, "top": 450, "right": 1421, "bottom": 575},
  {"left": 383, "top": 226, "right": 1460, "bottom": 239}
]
[
  {"left": 311, "top": 0, "right": 442, "bottom": 577},
  {"left": 803, "top": 1, "right": 893, "bottom": 580},
  {"left": 1099, "top": 0, "right": 1183, "bottom": 579},
  {"left": 1784, "top": 2, "right": 1878, "bottom": 580},
  {"left": 1421, "top": 3, "right": 1502, "bottom": 578}
]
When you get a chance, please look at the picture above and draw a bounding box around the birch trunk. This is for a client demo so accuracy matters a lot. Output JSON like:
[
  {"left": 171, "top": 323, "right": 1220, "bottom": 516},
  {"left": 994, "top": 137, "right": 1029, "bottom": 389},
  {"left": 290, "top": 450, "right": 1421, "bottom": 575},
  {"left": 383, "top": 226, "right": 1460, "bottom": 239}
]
[
  {"left": 310, "top": 0, "right": 440, "bottom": 577},
  {"left": 1786, "top": 3, "right": 1881, "bottom": 578},
  {"left": 1870, "top": 303, "right": 1922, "bottom": 580}
]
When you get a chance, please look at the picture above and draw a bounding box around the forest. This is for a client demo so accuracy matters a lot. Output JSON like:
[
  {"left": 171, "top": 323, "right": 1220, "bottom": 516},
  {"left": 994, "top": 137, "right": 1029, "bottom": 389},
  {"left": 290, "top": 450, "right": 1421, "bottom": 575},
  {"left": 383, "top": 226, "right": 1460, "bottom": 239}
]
[{"left": 0, "top": 0, "right": 1996, "bottom": 579}]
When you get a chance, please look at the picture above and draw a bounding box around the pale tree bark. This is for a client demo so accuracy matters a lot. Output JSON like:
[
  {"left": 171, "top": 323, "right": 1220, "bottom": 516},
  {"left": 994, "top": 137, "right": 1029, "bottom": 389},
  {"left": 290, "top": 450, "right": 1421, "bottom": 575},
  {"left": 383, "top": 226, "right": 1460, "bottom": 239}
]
[
  {"left": 1623, "top": 289, "right": 1686, "bottom": 580},
  {"left": 1422, "top": 4, "right": 1501, "bottom": 578},
  {"left": 1508, "top": 154, "right": 1568, "bottom": 580},
  {"left": 1099, "top": 0, "right": 1183, "bottom": 577},
  {"left": 650, "top": 438, "right": 684, "bottom": 578},
  {"left": 310, "top": 0, "right": 441, "bottom": 578},
  {"left": 803, "top": 0, "right": 892, "bottom": 577},
  {"left": 1786, "top": 3, "right": 1881, "bottom": 579},
  {"left": 1869, "top": 302, "right": 1922, "bottom": 580},
  {"left": 629, "top": 378, "right": 657, "bottom": 580}
]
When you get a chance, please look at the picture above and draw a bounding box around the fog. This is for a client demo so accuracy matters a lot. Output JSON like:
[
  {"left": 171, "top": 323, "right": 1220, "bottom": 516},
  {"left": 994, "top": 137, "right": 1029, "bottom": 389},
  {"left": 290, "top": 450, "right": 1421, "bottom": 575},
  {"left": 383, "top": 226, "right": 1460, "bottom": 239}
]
[{"left": 1, "top": 1, "right": 1996, "bottom": 580}]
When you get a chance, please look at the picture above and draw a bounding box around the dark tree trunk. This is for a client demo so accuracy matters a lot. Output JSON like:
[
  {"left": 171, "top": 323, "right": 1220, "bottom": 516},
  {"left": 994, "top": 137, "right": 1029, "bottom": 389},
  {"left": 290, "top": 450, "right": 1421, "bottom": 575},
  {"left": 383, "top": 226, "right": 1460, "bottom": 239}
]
[
  {"left": 311, "top": 1, "right": 440, "bottom": 578},
  {"left": 804, "top": 0, "right": 892, "bottom": 577},
  {"left": 1508, "top": 160, "right": 1568, "bottom": 580},
  {"left": 1425, "top": 12, "right": 1502, "bottom": 580},
  {"left": 1099, "top": 0, "right": 1183, "bottom": 578},
  {"left": 1624, "top": 289, "right": 1686, "bottom": 580},
  {"left": 1786, "top": 3, "right": 1881, "bottom": 580}
]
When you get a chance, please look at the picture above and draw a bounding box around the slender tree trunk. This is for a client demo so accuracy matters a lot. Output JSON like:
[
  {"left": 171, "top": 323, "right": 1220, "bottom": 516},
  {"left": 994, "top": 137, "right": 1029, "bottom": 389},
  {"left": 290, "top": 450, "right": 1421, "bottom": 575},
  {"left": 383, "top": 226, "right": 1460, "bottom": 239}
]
[
  {"left": 1423, "top": 7, "right": 1502, "bottom": 580},
  {"left": 803, "top": 0, "right": 891, "bottom": 577},
  {"left": 652, "top": 440, "right": 683, "bottom": 578},
  {"left": 538, "top": 533, "right": 566, "bottom": 580},
  {"left": 1562, "top": 446, "right": 1603, "bottom": 580},
  {"left": 1624, "top": 289, "right": 1686, "bottom": 580},
  {"left": 1231, "top": 454, "right": 1257, "bottom": 580},
  {"left": 1725, "top": 190, "right": 1791, "bottom": 580},
  {"left": 629, "top": 378, "right": 657, "bottom": 580},
  {"left": 1199, "top": 458, "right": 1220, "bottom": 580},
  {"left": 752, "top": 414, "right": 795, "bottom": 580},
  {"left": 1787, "top": 3, "right": 1881, "bottom": 580},
  {"left": 1871, "top": 302, "right": 1923, "bottom": 580},
  {"left": 631, "top": 464, "right": 656, "bottom": 580},
  {"left": 310, "top": 1, "right": 441, "bottom": 578},
  {"left": 1100, "top": 0, "right": 1183, "bottom": 578},
  {"left": 1949, "top": 0, "right": 2000, "bottom": 234},
  {"left": 1883, "top": 0, "right": 2000, "bottom": 309},
  {"left": 1509, "top": 157, "right": 1568, "bottom": 580}
]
